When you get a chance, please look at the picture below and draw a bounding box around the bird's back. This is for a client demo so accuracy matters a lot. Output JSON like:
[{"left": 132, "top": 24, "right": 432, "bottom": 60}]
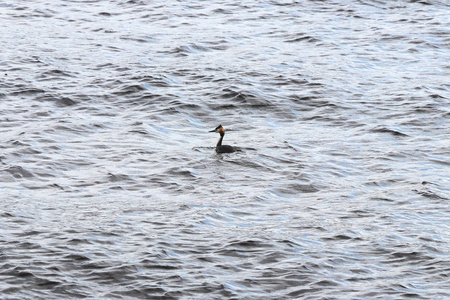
[{"left": 216, "top": 145, "right": 236, "bottom": 153}]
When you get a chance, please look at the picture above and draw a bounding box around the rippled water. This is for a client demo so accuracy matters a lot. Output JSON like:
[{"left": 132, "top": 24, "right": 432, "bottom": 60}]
[{"left": 1, "top": 0, "right": 449, "bottom": 298}]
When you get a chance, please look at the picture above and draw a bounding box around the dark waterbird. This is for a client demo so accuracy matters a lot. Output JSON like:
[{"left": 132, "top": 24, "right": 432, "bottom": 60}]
[{"left": 209, "top": 125, "right": 236, "bottom": 153}]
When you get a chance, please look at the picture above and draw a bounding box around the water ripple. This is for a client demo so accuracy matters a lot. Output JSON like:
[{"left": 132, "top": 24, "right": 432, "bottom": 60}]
[{"left": 0, "top": 0, "right": 449, "bottom": 298}]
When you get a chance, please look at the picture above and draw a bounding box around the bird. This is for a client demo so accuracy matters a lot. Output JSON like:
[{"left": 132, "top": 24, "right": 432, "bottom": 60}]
[{"left": 209, "top": 125, "right": 236, "bottom": 153}]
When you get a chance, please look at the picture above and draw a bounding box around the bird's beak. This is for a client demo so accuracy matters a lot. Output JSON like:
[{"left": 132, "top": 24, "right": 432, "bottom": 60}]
[{"left": 209, "top": 129, "right": 216, "bottom": 132}]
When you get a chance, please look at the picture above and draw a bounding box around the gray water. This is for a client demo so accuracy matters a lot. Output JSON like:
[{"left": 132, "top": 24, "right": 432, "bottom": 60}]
[{"left": 1, "top": 0, "right": 449, "bottom": 299}]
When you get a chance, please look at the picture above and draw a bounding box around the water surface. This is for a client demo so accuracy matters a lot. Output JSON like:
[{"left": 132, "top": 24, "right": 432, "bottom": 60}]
[{"left": 1, "top": 0, "right": 449, "bottom": 299}]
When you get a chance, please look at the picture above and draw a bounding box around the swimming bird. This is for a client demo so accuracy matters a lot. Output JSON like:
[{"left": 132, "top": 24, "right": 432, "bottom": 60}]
[{"left": 209, "top": 125, "right": 236, "bottom": 153}]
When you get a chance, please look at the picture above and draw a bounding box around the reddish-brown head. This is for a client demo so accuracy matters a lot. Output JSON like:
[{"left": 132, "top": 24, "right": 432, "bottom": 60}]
[{"left": 209, "top": 125, "right": 225, "bottom": 135}]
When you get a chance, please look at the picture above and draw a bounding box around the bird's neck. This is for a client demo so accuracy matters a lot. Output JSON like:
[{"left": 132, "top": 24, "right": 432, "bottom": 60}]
[{"left": 216, "top": 132, "right": 224, "bottom": 147}]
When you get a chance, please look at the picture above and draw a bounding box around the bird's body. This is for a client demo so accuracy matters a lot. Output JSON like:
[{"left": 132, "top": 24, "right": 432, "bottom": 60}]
[
  {"left": 216, "top": 144, "right": 236, "bottom": 154},
  {"left": 209, "top": 125, "right": 236, "bottom": 153}
]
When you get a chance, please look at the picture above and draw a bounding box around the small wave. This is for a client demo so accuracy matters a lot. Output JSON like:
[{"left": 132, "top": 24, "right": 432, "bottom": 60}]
[
  {"left": 39, "top": 69, "right": 74, "bottom": 78},
  {"left": 214, "top": 88, "right": 274, "bottom": 108},
  {"left": 285, "top": 35, "right": 320, "bottom": 43},
  {"left": 370, "top": 126, "right": 409, "bottom": 137},
  {"left": 5, "top": 165, "right": 35, "bottom": 179},
  {"left": 35, "top": 94, "right": 77, "bottom": 106},
  {"left": 275, "top": 184, "right": 319, "bottom": 194},
  {"left": 107, "top": 172, "right": 133, "bottom": 183},
  {"left": 112, "top": 84, "right": 146, "bottom": 95},
  {"left": 170, "top": 43, "right": 212, "bottom": 56},
  {"left": 9, "top": 88, "right": 46, "bottom": 96}
]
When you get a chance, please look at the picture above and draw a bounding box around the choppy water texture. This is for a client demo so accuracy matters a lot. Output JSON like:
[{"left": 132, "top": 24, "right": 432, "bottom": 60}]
[{"left": 1, "top": 0, "right": 449, "bottom": 299}]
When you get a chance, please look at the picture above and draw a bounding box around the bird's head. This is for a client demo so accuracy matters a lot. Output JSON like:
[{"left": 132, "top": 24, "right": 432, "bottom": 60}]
[{"left": 209, "top": 125, "right": 225, "bottom": 135}]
